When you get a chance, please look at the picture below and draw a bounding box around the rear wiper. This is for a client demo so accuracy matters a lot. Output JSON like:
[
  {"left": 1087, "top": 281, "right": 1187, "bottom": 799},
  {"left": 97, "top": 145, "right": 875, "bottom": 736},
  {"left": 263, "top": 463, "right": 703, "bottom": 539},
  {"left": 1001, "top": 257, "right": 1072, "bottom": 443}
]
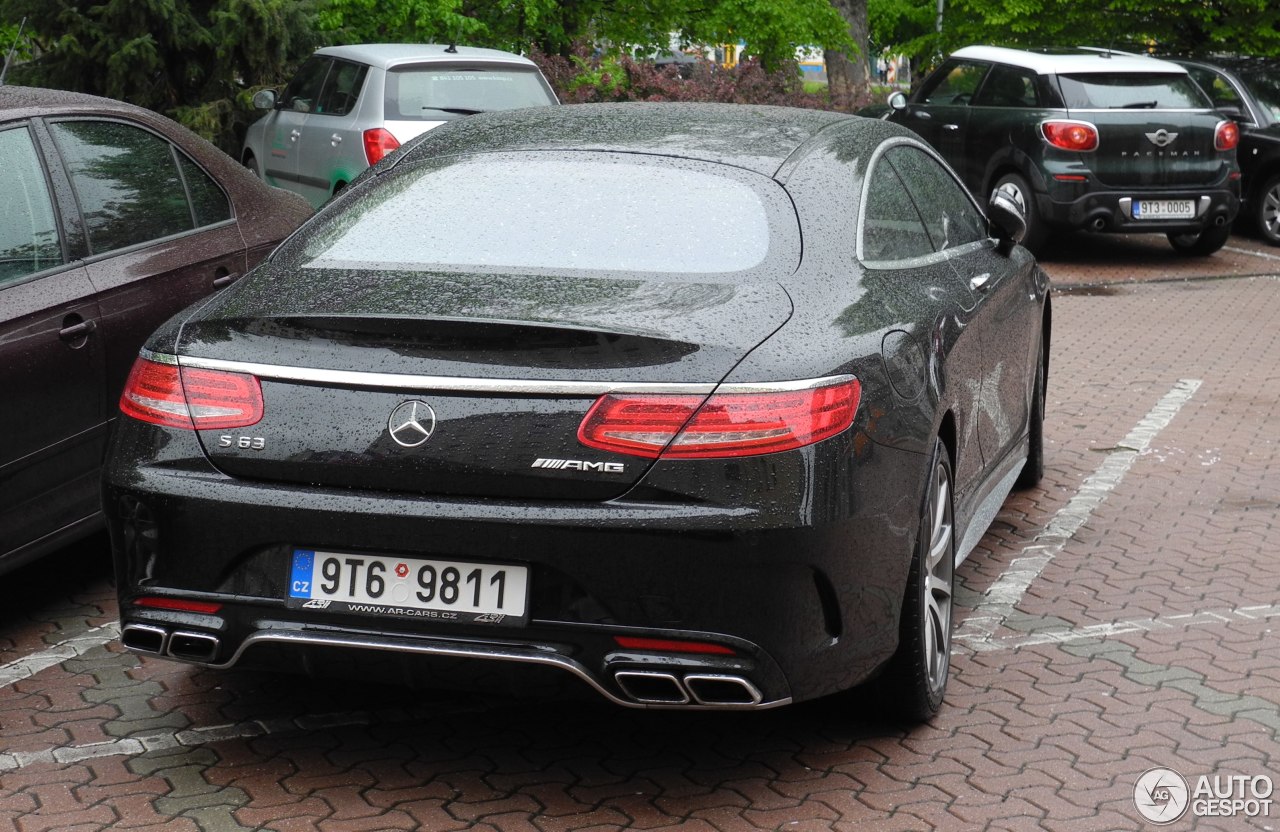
[
  {"left": 423, "top": 106, "right": 485, "bottom": 115},
  {"left": 1118, "top": 101, "right": 1159, "bottom": 109}
]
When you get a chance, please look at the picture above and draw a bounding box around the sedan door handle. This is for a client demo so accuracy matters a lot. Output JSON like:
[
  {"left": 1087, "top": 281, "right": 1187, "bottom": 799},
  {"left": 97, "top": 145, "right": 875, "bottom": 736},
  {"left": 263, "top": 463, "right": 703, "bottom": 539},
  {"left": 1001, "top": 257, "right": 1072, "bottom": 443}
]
[
  {"left": 969, "top": 273, "right": 992, "bottom": 292},
  {"left": 330, "top": 133, "right": 343, "bottom": 146},
  {"left": 59, "top": 318, "right": 97, "bottom": 341},
  {"left": 213, "top": 272, "right": 241, "bottom": 289},
  {"left": 912, "top": 110, "right": 932, "bottom": 120},
  {"left": 290, "top": 129, "right": 301, "bottom": 142},
  {"left": 943, "top": 123, "right": 960, "bottom": 131}
]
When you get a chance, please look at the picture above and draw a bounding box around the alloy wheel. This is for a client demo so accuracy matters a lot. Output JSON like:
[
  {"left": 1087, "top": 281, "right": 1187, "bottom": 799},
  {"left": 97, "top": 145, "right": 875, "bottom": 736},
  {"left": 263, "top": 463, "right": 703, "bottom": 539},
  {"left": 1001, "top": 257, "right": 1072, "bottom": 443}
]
[{"left": 921, "top": 458, "right": 955, "bottom": 693}]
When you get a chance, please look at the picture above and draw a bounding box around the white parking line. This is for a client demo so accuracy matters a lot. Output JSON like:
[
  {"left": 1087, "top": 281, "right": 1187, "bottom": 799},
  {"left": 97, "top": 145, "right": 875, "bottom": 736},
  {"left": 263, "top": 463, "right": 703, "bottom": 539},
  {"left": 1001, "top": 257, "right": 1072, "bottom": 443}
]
[
  {"left": 1224, "top": 245, "right": 1280, "bottom": 262},
  {"left": 0, "top": 622, "right": 121, "bottom": 690},
  {"left": 956, "top": 378, "right": 1202, "bottom": 647}
]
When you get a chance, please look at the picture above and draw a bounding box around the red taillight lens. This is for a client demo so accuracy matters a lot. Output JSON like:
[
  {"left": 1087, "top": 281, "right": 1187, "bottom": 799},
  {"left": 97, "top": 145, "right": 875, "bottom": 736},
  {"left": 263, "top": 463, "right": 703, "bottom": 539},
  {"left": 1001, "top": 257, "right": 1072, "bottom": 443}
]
[
  {"left": 1041, "top": 120, "right": 1099, "bottom": 152},
  {"left": 134, "top": 596, "right": 223, "bottom": 614},
  {"left": 1215, "top": 120, "right": 1240, "bottom": 151},
  {"left": 119, "top": 357, "right": 263, "bottom": 430},
  {"left": 613, "top": 636, "right": 736, "bottom": 656},
  {"left": 577, "top": 379, "right": 860, "bottom": 459},
  {"left": 363, "top": 128, "right": 401, "bottom": 165}
]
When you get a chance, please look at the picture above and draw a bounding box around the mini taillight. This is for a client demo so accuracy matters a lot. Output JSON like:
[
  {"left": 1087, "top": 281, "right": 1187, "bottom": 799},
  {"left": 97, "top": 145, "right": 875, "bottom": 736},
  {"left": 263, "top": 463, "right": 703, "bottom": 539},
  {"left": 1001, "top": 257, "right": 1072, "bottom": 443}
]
[
  {"left": 577, "top": 379, "right": 860, "bottom": 459},
  {"left": 119, "top": 357, "right": 263, "bottom": 431},
  {"left": 134, "top": 596, "right": 223, "bottom": 614},
  {"left": 613, "top": 636, "right": 736, "bottom": 656},
  {"left": 363, "top": 128, "right": 401, "bottom": 165},
  {"left": 1041, "top": 120, "right": 1099, "bottom": 152},
  {"left": 1215, "top": 120, "right": 1240, "bottom": 151}
]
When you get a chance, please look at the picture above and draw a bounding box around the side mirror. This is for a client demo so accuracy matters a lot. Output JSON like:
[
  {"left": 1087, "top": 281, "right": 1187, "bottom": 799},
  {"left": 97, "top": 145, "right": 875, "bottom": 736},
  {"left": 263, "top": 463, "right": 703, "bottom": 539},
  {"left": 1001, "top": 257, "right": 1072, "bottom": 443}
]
[
  {"left": 988, "top": 185, "right": 1026, "bottom": 255},
  {"left": 887, "top": 91, "right": 908, "bottom": 111},
  {"left": 252, "top": 89, "right": 278, "bottom": 110}
]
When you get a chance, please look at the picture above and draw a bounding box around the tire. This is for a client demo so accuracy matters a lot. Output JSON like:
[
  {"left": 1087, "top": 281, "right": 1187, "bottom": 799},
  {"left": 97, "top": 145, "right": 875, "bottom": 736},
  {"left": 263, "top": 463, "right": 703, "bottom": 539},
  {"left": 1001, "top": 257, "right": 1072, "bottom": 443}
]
[
  {"left": 243, "top": 152, "right": 261, "bottom": 179},
  {"left": 1167, "top": 223, "right": 1231, "bottom": 256},
  {"left": 992, "top": 172, "right": 1048, "bottom": 253},
  {"left": 1015, "top": 337, "right": 1046, "bottom": 490},
  {"left": 880, "top": 438, "right": 956, "bottom": 722},
  {"left": 1253, "top": 173, "right": 1280, "bottom": 246}
]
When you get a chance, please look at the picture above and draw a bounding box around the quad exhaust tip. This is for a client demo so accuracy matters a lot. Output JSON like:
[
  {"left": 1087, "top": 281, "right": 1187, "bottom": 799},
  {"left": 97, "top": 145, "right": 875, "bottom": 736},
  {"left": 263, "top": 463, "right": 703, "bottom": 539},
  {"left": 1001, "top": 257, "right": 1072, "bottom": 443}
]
[
  {"left": 614, "top": 670, "right": 763, "bottom": 708},
  {"left": 121, "top": 623, "right": 220, "bottom": 664}
]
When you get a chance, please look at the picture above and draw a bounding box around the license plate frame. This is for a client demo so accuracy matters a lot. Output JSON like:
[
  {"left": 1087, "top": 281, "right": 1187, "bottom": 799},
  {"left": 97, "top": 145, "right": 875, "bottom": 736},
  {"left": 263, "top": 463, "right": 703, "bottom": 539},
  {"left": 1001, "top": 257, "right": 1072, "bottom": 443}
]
[
  {"left": 1132, "top": 199, "right": 1196, "bottom": 220},
  {"left": 286, "top": 548, "right": 529, "bottom": 626}
]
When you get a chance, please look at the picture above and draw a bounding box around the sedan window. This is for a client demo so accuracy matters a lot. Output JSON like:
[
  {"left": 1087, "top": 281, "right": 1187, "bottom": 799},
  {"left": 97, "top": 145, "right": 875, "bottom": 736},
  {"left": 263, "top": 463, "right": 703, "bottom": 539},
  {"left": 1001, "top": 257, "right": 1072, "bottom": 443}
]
[
  {"left": 50, "top": 120, "right": 225, "bottom": 256},
  {"left": 316, "top": 60, "right": 369, "bottom": 117},
  {"left": 973, "top": 65, "right": 1039, "bottom": 108},
  {"left": 887, "top": 146, "right": 988, "bottom": 252},
  {"left": 282, "top": 56, "right": 332, "bottom": 113},
  {"left": 0, "top": 126, "right": 64, "bottom": 285},
  {"left": 861, "top": 160, "right": 934, "bottom": 264}
]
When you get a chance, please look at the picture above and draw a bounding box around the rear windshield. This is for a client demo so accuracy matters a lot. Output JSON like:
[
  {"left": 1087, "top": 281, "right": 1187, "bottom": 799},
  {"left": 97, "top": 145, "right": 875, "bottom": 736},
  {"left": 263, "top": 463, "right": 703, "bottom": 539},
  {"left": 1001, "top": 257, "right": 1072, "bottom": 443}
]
[
  {"left": 385, "top": 64, "right": 555, "bottom": 119},
  {"left": 1057, "top": 73, "right": 1211, "bottom": 109},
  {"left": 295, "top": 154, "right": 784, "bottom": 275}
]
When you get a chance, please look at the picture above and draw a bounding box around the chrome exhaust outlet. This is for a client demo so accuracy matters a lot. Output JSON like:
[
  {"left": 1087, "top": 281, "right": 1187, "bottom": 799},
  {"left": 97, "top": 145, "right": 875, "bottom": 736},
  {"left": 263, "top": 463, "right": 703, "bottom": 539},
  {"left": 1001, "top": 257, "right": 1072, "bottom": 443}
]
[
  {"left": 1213, "top": 214, "right": 1228, "bottom": 227},
  {"left": 1090, "top": 216, "right": 1107, "bottom": 231},
  {"left": 167, "top": 630, "right": 220, "bottom": 664},
  {"left": 683, "top": 674, "right": 764, "bottom": 706},
  {"left": 614, "top": 671, "right": 690, "bottom": 705},
  {"left": 121, "top": 623, "right": 168, "bottom": 654}
]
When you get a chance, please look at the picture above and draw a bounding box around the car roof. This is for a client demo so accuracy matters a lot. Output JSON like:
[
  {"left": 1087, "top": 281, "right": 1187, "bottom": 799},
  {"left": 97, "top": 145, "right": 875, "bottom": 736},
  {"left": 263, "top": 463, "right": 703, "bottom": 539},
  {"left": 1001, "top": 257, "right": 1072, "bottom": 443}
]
[
  {"left": 315, "top": 43, "right": 539, "bottom": 70},
  {"left": 0, "top": 84, "right": 156, "bottom": 120},
  {"left": 952, "top": 45, "right": 1189, "bottom": 76},
  {"left": 393, "top": 102, "right": 863, "bottom": 176}
]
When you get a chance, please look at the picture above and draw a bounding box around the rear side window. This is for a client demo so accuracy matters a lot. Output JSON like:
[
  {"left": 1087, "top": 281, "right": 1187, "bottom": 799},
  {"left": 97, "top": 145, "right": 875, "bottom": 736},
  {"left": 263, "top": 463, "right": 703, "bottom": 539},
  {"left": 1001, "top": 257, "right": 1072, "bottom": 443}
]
[
  {"left": 51, "top": 120, "right": 230, "bottom": 256},
  {"left": 862, "top": 162, "right": 934, "bottom": 263},
  {"left": 974, "top": 65, "right": 1040, "bottom": 108},
  {"left": 0, "top": 126, "right": 63, "bottom": 285},
  {"left": 298, "top": 155, "right": 784, "bottom": 275},
  {"left": 316, "top": 60, "right": 368, "bottom": 117},
  {"left": 888, "top": 147, "right": 987, "bottom": 252},
  {"left": 1057, "top": 73, "right": 1211, "bottom": 109},
  {"left": 385, "top": 64, "right": 555, "bottom": 119}
]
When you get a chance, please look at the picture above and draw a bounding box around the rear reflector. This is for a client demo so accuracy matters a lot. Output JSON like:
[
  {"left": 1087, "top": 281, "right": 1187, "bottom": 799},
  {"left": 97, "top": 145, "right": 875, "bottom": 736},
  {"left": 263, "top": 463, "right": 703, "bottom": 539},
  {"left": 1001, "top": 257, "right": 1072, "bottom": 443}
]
[
  {"left": 120, "top": 357, "right": 263, "bottom": 431},
  {"left": 134, "top": 596, "right": 223, "bottom": 614},
  {"left": 578, "top": 378, "right": 860, "bottom": 459},
  {"left": 1215, "top": 120, "right": 1240, "bottom": 151},
  {"left": 364, "top": 128, "right": 401, "bottom": 165},
  {"left": 1041, "top": 120, "right": 1099, "bottom": 152},
  {"left": 613, "top": 636, "right": 736, "bottom": 656}
]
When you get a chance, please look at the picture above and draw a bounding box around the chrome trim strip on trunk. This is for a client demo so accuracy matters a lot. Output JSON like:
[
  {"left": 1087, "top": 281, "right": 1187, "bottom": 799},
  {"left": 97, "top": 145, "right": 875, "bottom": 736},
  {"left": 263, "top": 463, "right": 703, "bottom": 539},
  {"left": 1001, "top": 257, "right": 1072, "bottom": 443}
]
[
  {"left": 203, "top": 629, "right": 792, "bottom": 711},
  {"left": 144, "top": 350, "right": 854, "bottom": 397}
]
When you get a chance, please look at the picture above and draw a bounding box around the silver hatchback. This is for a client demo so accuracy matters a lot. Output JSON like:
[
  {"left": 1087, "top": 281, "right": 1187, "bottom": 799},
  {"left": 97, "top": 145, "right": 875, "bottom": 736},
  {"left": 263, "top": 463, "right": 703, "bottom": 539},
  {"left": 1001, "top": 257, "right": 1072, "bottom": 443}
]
[{"left": 242, "top": 43, "right": 558, "bottom": 207}]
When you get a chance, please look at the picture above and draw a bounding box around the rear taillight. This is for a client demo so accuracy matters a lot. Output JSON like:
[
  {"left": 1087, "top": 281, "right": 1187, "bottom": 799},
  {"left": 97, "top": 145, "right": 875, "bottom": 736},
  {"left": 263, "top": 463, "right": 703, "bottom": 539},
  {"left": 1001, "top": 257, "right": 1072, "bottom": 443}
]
[
  {"left": 1215, "top": 120, "right": 1240, "bottom": 151},
  {"left": 119, "top": 357, "right": 263, "bottom": 430},
  {"left": 577, "top": 379, "right": 860, "bottom": 459},
  {"left": 1041, "top": 120, "right": 1099, "bottom": 152},
  {"left": 363, "top": 128, "right": 401, "bottom": 165}
]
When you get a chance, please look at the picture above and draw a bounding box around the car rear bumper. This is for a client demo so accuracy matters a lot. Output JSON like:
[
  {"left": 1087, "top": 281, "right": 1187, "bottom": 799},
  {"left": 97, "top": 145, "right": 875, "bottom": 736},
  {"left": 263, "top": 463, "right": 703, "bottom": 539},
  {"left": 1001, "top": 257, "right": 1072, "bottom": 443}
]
[
  {"left": 1037, "top": 182, "right": 1240, "bottom": 234},
  {"left": 104, "top": 427, "right": 926, "bottom": 708}
]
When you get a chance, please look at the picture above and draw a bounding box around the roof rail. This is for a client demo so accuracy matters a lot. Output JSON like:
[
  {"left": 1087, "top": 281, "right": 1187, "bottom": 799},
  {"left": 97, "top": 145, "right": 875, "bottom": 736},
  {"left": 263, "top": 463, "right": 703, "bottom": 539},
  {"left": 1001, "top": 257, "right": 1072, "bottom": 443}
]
[{"left": 1076, "top": 46, "right": 1147, "bottom": 58}]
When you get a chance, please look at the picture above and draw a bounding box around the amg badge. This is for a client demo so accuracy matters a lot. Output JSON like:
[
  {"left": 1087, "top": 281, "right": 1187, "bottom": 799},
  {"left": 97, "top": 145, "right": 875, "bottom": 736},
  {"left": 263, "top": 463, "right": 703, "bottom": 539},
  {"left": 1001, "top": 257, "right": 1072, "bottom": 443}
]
[{"left": 532, "top": 458, "right": 625, "bottom": 473}]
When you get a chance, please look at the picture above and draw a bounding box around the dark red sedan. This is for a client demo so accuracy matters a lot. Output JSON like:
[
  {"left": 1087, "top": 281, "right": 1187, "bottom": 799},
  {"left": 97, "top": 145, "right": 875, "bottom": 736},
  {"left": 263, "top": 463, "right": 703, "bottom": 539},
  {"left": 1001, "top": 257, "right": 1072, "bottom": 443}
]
[{"left": 0, "top": 86, "right": 312, "bottom": 573}]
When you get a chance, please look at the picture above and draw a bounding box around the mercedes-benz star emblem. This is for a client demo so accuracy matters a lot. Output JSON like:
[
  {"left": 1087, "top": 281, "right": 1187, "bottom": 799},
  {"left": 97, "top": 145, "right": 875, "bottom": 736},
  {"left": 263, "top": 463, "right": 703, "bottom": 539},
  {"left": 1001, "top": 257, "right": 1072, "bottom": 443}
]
[
  {"left": 1145, "top": 129, "right": 1178, "bottom": 148},
  {"left": 387, "top": 400, "right": 437, "bottom": 448}
]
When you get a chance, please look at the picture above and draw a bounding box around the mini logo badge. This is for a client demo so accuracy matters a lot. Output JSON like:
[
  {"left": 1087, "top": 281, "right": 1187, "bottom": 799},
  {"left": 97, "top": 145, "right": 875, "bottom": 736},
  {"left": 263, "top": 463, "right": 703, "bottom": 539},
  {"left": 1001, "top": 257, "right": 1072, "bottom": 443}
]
[
  {"left": 388, "top": 400, "right": 436, "bottom": 448},
  {"left": 1134, "top": 767, "right": 1190, "bottom": 824},
  {"left": 1145, "top": 129, "right": 1178, "bottom": 147}
]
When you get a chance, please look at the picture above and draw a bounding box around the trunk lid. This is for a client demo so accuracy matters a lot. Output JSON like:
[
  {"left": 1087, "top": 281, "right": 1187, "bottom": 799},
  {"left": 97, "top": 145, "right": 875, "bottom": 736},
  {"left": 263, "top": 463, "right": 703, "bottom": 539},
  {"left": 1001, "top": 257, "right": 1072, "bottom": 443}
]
[
  {"left": 1080, "top": 110, "right": 1225, "bottom": 188},
  {"left": 178, "top": 267, "right": 792, "bottom": 500}
]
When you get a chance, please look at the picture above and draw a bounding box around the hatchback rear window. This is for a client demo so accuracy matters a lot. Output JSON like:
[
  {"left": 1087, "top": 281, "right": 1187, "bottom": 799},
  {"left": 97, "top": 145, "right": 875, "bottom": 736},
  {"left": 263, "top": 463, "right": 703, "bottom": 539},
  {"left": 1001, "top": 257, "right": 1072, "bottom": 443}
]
[
  {"left": 298, "top": 155, "right": 782, "bottom": 275},
  {"left": 1057, "top": 73, "right": 1211, "bottom": 109},
  {"left": 386, "top": 65, "right": 555, "bottom": 119}
]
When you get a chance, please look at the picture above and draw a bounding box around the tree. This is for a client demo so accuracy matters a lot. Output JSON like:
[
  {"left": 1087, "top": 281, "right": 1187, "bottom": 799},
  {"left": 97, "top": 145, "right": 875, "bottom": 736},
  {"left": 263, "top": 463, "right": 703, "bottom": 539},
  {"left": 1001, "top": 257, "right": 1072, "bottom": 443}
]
[
  {"left": 825, "top": 0, "right": 870, "bottom": 110},
  {"left": 316, "top": 0, "right": 854, "bottom": 73},
  {"left": 0, "top": 0, "right": 319, "bottom": 151}
]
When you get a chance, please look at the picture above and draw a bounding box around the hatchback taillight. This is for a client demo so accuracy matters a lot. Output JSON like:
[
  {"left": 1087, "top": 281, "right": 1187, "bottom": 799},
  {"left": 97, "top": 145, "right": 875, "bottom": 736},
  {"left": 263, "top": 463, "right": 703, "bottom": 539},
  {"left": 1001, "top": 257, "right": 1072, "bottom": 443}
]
[
  {"left": 363, "top": 128, "right": 401, "bottom": 165},
  {"left": 1215, "top": 120, "right": 1240, "bottom": 151},
  {"left": 119, "top": 357, "right": 263, "bottom": 430},
  {"left": 1041, "top": 120, "right": 1099, "bottom": 152},
  {"left": 577, "top": 379, "right": 860, "bottom": 459}
]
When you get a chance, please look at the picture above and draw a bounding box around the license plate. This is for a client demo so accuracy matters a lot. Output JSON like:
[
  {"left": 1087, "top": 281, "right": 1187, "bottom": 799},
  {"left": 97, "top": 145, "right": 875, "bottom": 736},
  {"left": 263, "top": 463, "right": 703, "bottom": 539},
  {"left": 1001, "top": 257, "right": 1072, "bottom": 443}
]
[
  {"left": 1132, "top": 199, "right": 1195, "bottom": 220},
  {"left": 287, "top": 549, "right": 529, "bottom": 626}
]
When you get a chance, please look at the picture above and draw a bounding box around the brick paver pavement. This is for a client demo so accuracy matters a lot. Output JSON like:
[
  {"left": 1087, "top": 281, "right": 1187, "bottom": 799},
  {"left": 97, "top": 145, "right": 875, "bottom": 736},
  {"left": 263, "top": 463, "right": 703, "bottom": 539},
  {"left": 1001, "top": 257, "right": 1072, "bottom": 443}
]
[{"left": 2, "top": 234, "right": 1277, "bottom": 831}]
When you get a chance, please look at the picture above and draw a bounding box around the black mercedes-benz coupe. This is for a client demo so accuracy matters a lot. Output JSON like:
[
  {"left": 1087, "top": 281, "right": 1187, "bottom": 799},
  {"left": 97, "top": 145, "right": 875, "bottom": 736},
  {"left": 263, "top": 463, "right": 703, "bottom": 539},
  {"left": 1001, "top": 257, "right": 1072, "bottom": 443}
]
[{"left": 104, "top": 102, "right": 1050, "bottom": 721}]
